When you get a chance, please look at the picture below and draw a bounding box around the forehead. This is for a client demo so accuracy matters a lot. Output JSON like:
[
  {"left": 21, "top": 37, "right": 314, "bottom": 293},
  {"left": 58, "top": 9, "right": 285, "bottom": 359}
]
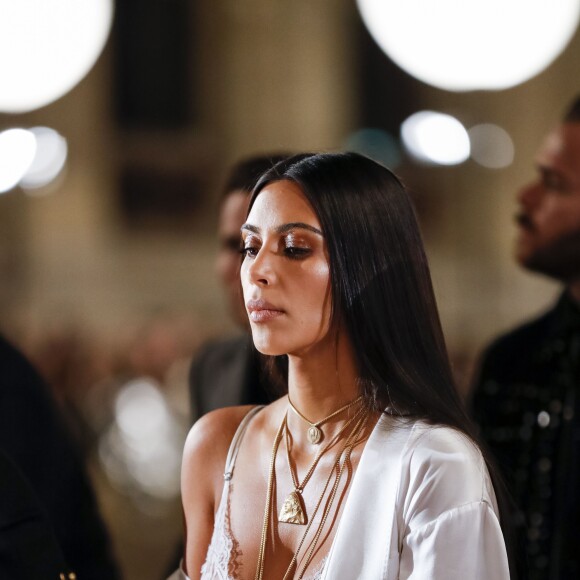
[
  {"left": 247, "top": 180, "right": 320, "bottom": 229},
  {"left": 536, "top": 123, "right": 580, "bottom": 180}
]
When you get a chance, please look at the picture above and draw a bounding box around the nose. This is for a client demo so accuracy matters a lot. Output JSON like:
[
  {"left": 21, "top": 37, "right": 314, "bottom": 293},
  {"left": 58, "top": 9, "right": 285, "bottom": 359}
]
[
  {"left": 517, "top": 181, "right": 543, "bottom": 210},
  {"left": 244, "top": 248, "right": 276, "bottom": 287}
]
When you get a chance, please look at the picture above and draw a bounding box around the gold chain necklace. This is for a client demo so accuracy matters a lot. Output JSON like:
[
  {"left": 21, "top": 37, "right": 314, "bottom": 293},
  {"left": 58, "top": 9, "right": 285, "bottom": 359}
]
[
  {"left": 254, "top": 414, "right": 285, "bottom": 580},
  {"left": 278, "top": 407, "right": 364, "bottom": 525},
  {"left": 254, "top": 407, "right": 370, "bottom": 580},
  {"left": 287, "top": 394, "right": 364, "bottom": 445},
  {"left": 289, "top": 411, "right": 369, "bottom": 580}
]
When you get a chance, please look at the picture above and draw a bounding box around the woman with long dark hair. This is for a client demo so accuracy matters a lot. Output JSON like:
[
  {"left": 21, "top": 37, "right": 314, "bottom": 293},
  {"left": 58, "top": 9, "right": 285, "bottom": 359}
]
[{"left": 176, "top": 153, "right": 511, "bottom": 579}]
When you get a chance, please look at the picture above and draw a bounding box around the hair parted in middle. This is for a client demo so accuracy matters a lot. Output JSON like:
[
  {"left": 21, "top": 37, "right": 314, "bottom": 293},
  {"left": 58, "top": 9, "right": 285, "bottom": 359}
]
[
  {"left": 247, "top": 151, "right": 517, "bottom": 576},
  {"left": 250, "top": 152, "right": 459, "bottom": 421}
]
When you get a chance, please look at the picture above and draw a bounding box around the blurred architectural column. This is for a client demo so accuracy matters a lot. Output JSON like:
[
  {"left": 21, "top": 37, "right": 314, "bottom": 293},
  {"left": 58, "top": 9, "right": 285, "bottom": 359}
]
[{"left": 199, "top": 0, "right": 357, "bottom": 164}]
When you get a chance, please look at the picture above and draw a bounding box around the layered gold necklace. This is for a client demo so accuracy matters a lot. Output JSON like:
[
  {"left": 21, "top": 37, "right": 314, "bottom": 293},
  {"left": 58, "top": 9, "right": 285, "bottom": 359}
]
[
  {"left": 288, "top": 394, "right": 364, "bottom": 445},
  {"left": 254, "top": 402, "right": 369, "bottom": 580},
  {"left": 278, "top": 407, "right": 364, "bottom": 525}
]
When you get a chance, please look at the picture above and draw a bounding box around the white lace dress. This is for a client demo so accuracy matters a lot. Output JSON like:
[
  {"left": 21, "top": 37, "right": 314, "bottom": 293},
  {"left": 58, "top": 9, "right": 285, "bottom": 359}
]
[
  {"left": 172, "top": 407, "right": 328, "bottom": 580},
  {"left": 201, "top": 406, "right": 327, "bottom": 580}
]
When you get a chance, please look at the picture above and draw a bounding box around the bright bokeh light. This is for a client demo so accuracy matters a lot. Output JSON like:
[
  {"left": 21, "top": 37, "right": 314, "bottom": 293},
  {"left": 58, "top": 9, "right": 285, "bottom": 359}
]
[
  {"left": 356, "top": 0, "right": 580, "bottom": 91},
  {"left": 0, "top": 0, "right": 114, "bottom": 113},
  {"left": 0, "top": 128, "right": 37, "bottom": 193},
  {"left": 344, "top": 128, "right": 402, "bottom": 168},
  {"left": 99, "top": 378, "right": 185, "bottom": 501},
  {"left": 401, "top": 111, "right": 470, "bottom": 165},
  {"left": 469, "top": 124, "right": 515, "bottom": 169},
  {"left": 115, "top": 380, "right": 171, "bottom": 443},
  {"left": 20, "top": 127, "right": 68, "bottom": 190}
]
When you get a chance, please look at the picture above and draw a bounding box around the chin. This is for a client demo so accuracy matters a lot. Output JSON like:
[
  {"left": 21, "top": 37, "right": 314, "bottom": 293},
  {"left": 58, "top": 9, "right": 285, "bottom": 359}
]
[
  {"left": 252, "top": 343, "right": 288, "bottom": 357},
  {"left": 250, "top": 331, "right": 286, "bottom": 356},
  {"left": 251, "top": 331, "right": 309, "bottom": 357}
]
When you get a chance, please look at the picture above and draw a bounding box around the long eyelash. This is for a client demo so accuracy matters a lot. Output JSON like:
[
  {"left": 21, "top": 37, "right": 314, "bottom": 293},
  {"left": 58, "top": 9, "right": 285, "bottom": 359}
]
[
  {"left": 284, "top": 247, "right": 311, "bottom": 260},
  {"left": 240, "top": 246, "right": 260, "bottom": 258}
]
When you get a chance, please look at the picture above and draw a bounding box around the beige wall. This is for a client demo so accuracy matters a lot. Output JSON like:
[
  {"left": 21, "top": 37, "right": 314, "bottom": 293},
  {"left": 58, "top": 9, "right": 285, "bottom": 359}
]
[
  {"left": 1, "top": 6, "right": 580, "bottom": 578},
  {"left": 0, "top": 2, "right": 578, "bottom": 358},
  {"left": 0, "top": 0, "right": 357, "bottom": 342}
]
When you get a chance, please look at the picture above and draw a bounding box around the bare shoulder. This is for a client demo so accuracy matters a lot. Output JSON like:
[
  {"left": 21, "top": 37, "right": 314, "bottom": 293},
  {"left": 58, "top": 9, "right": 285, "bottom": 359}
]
[
  {"left": 182, "top": 405, "right": 259, "bottom": 496},
  {"left": 181, "top": 405, "right": 266, "bottom": 577},
  {"left": 186, "top": 405, "right": 259, "bottom": 451}
]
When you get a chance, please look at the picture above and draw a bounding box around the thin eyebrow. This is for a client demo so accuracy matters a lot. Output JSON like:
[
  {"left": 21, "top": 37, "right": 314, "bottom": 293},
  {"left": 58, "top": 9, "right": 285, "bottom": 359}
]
[
  {"left": 240, "top": 222, "right": 323, "bottom": 236},
  {"left": 241, "top": 223, "right": 260, "bottom": 234},
  {"left": 276, "top": 222, "right": 323, "bottom": 236}
]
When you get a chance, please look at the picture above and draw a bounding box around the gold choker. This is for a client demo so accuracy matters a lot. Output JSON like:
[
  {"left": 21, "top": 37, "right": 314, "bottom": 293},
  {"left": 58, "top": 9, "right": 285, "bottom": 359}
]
[{"left": 287, "top": 394, "right": 364, "bottom": 445}]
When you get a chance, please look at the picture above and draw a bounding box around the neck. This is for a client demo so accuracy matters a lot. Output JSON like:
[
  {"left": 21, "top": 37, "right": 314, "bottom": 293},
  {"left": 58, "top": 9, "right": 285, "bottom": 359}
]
[{"left": 286, "top": 328, "right": 361, "bottom": 423}]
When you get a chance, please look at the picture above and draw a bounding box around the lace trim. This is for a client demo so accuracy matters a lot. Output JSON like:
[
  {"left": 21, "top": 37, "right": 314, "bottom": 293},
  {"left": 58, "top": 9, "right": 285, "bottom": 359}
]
[
  {"left": 201, "top": 478, "right": 328, "bottom": 580},
  {"left": 308, "top": 554, "right": 328, "bottom": 580},
  {"left": 200, "top": 404, "right": 327, "bottom": 580},
  {"left": 200, "top": 480, "right": 243, "bottom": 579}
]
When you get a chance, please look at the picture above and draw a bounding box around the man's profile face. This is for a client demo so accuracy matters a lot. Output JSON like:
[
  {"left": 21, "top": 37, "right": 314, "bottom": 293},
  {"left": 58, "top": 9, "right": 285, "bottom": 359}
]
[
  {"left": 215, "top": 190, "right": 250, "bottom": 326},
  {"left": 515, "top": 123, "right": 580, "bottom": 281}
]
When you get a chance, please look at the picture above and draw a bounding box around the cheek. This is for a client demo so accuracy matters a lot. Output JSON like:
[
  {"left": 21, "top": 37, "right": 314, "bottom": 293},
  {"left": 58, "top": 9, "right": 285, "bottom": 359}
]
[{"left": 297, "top": 263, "right": 331, "bottom": 320}]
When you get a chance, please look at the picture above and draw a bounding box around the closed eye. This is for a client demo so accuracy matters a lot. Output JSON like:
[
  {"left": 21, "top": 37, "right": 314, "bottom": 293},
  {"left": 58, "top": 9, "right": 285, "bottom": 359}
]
[{"left": 284, "top": 246, "right": 312, "bottom": 259}]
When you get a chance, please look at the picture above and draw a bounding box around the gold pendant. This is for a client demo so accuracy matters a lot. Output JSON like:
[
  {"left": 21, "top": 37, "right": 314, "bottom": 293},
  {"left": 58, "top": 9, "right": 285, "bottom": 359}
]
[
  {"left": 278, "top": 490, "right": 307, "bottom": 524},
  {"left": 307, "top": 425, "right": 322, "bottom": 444}
]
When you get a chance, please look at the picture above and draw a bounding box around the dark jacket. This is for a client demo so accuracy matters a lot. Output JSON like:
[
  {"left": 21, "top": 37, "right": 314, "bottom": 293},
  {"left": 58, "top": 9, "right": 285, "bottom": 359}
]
[
  {"left": 471, "top": 293, "right": 580, "bottom": 579},
  {"left": 0, "top": 334, "right": 120, "bottom": 580},
  {"left": 0, "top": 448, "right": 73, "bottom": 579},
  {"left": 188, "top": 333, "right": 276, "bottom": 420}
]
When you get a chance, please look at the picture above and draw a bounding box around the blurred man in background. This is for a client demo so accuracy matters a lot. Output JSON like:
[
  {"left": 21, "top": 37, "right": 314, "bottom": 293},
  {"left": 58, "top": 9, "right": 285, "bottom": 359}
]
[
  {"left": 188, "top": 154, "right": 288, "bottom": 419},
  {"left": 471, "top": 96, "right": 580, "bottom": 579}
]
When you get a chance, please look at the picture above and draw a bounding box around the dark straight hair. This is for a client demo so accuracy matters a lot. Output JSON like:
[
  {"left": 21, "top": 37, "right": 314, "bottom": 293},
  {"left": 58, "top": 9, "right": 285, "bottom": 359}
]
[
  {"left": 249, "top": 151, "right": 517, "bottom": 576},
  {"left": 252, "top": 152, "right": 462, "bottom": 419}
]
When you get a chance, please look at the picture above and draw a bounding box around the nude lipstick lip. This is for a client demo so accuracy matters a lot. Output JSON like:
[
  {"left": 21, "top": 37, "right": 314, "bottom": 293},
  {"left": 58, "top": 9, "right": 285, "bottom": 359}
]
[{"left": 246, "top": 298, "right": 285, "bottom": 322}]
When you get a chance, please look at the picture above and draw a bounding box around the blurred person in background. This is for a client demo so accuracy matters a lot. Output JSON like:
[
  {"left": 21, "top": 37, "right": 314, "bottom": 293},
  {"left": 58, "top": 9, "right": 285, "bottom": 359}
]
[
  {"left": 471, "top": 96, "right": 580, "bottom": 579},
  {"left": 0, "top": 333, "right": 120, "bottom": 579},
  {"left": 0, "top": 448, "right": 73, "bottom": 579},
  {"left": 165, "top": 155, "right": 288, "bottom": 578},
  {"left": 188, "top": 154, "right": 289, "bottom": 420}
]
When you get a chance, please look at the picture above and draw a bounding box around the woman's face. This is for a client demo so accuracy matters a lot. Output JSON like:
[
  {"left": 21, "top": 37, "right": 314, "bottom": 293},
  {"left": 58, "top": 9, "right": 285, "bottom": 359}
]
[{"left": 240, "top": 180, "right": 332, "bottom": 356}]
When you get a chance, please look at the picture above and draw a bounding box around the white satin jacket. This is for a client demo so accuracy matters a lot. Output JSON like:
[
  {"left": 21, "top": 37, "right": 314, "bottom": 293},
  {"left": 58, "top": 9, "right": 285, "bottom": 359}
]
[
  {"left": 171, "top": 413, "right": 510, "bottom": 579},
  {"left": 320, "top": 414, "right": 510, "bottom": 579}
]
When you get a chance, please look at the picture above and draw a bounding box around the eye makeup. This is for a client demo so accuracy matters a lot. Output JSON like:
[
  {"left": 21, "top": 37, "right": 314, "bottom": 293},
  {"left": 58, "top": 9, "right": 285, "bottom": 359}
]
[
  {"left": 282, "top": 232, "right": 313, "bottom": 260},
  {"left": 240, "top": 233, "right": 261, "bottom": 258},
  {"left": 240, "top": 223, "right": 323, "bottom": 261}
]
